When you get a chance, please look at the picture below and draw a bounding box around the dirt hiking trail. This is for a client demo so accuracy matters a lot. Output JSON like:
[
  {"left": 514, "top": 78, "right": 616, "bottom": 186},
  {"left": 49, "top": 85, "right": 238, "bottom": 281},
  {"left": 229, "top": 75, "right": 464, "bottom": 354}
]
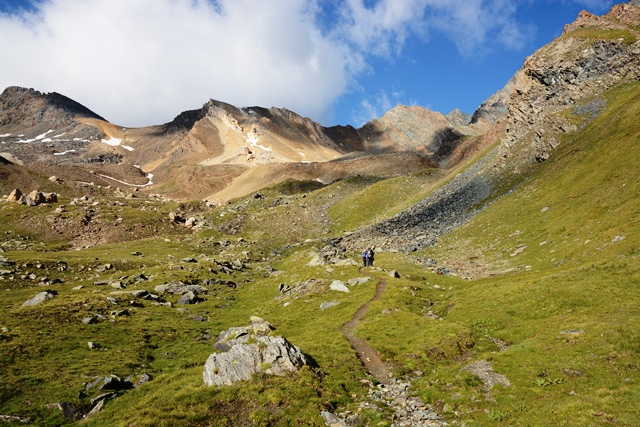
[{"left": 340, "top": 272, "right": 392, "bottom": 385}]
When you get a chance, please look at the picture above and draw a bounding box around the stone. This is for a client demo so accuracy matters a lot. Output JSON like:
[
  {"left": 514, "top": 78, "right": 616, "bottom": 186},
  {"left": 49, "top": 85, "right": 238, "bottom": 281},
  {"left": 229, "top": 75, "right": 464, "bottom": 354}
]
[
  {"left": 329, "top": 280, "right": 350, "bottom": 292},
  {"left": 27, "top": 190, "right": 45, "bottom": 204},
  {"left": 203, "top": 335, "right": 310, "bottom": 386},
  {"left": 57, "top": 402, "right": 85, "bottom": 420},
  {"left": 87, "top": 341, "right": 101, "bottom": 350},
  {"left": 177, "top": 290, "right": 200, "bottom": 305},
  {"left": 320, "top": 301, "right": 340, "bottom": 310},
  {"left": 347, "top": 277, "right": 370, "bottom": 286},
  {"left": 100, "top": 375, "right": 132, "bottom": 391},
  {"left": 7, "top": 188, "right": 22, "bottom": 203},
  {"left": 84, "top": 400, "right": 104, "bottom": 418},
  {"left": 388, "top": 270, "right": 400, "bottom": 278},
  {"left": 133, "top": 373, "right": 153, "bottom": 387},
  {"left": 321, "top": 411, "right": 348, "bottom": 427},
  {"left": 82, "top": 317, "right": 97, "bottom": 324},
  {"left": 22, "top": 290, "right": 56, "bottom": 306},
  {"left": 154, "top": 282, "right": 207, "bottom": 295},
  {"left": 462, "top": 360, "right": 511, "bottom": 389},
  {"left": 90, "top": 391, "right": 116, "bottom": 405},
  {"left": 185, "top": 217, "right": 197, "bottom": 228}
]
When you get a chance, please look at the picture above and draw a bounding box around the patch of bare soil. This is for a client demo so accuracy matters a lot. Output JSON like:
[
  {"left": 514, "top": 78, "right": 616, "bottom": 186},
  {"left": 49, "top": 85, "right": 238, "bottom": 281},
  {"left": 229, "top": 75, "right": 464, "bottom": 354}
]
[{"left": 340, "top": 272, "right": 392, "bottom": 385}]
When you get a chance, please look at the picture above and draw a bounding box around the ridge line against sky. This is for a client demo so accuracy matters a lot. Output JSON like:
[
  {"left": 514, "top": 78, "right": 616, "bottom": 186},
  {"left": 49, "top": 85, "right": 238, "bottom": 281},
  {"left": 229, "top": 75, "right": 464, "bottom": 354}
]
[{"left": 0, "top": 0, "right": 617, "bottom": 128}]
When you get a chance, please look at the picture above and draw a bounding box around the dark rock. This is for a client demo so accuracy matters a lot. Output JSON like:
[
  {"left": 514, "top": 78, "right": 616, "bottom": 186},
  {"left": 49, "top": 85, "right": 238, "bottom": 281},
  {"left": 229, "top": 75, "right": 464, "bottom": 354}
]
[
  {"left": 177, "top": 290, "right": 200, "bottom": 305},
  {"left": 57, "top": 402, "right": 85, "bottom": 420},
  {"left": 100, "top": 375, "right": 132, "bottom": 391},
  {"left": 133, "top": 373, "right": 153, "bottom": 388}
]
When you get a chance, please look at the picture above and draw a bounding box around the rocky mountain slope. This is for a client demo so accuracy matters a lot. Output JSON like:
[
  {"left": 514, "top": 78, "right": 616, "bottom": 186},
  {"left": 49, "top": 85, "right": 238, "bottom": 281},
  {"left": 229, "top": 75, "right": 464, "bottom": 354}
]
[
  {"left": 0, "top": 85, "right": 479, "bottom": 201},
  {"left": 342, "top": 1, "right": 640, "bottom": 254}
]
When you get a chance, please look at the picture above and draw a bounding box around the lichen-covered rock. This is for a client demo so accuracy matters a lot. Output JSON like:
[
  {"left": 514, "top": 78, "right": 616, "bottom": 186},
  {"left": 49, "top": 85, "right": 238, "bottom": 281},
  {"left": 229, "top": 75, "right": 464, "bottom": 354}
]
[
  {"left": 203, "top": 317, "right": 310, "bottom": 386},
  {"left": 203, "top": 335, "right": 309, "bottom": 386}
]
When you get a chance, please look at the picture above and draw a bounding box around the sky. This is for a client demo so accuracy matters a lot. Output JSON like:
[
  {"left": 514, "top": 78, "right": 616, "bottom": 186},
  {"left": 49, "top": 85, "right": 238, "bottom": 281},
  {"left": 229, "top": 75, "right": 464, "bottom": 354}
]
[{"left": 0, "top": 0, "right": 619, "bottom": 128}]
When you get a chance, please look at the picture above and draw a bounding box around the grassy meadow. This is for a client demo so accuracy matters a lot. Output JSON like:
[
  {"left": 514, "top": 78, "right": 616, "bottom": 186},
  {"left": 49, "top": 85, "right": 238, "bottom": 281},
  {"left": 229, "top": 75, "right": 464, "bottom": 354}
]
[{"left": 0, "top": 82, "right": 638, "bottom": 426}]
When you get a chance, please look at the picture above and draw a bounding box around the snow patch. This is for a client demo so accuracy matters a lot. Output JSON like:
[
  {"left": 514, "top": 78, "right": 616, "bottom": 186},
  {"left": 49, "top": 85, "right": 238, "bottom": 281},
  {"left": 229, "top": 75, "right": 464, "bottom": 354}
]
[
  {"left": 53, "top": 132, "right": 66, "bottom": 138},
  {"left": 36, "top": 129, "right": 55, "bottom": 140},
  {"left": 42, "top": 138, "right": 53, "bottom": 142},
  {"left": 54, "top": 149, "right": 76, "bottom": 156},
  {"left": 246, "top": 131, "right": 272, "bottom": 152},
  {"left": 101, "top": 137, "right": 122, "bottom": 147},
  {"left": 0, "top": 133, "right": 11, "bottom": 138},
  {"left": 122, "top": 145, "right": 134, "bottom": 151}
]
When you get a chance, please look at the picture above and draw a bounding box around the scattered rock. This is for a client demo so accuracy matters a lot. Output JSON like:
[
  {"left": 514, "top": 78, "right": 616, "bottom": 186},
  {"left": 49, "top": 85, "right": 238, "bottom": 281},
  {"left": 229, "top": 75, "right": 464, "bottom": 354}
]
[
  {"left": 462, "top": 360, "right": 511, "bottom": 389},
  {"left": 330, "top": 280, "right": 350, "bottom": 293},
  {"left": 320, "top": 301, "right": 340, "bottom": 310},
  {"left": 177, "top": 290, "right": 201, "bottom": 305},
  {"left": 21, "top": 290, "right": 56, "bottom": 306},
  {"left": 87, "top": 341, "right": 101, "bottom": 350},
  {"left": 82, "top": 317, "right": 98, "bottom": 325},
  {"left": 388, "top": 270, "right": 400, "bottom": 278},
  {"left": 57, "top": 402, "right": 85, "bottom": 421},
  {"left": 0, "top": 414, "right": 31, "bottom": 423},
  {"left": 321, "top": 411, "right": 348, "bottom": 427}
]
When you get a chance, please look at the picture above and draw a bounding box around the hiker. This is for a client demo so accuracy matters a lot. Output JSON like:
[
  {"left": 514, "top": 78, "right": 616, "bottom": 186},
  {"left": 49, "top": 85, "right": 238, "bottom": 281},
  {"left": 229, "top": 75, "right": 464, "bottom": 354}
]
[
  {"left": 362, "top": 248, "right": 368, "bottom": 267},
  {"left": 366, "top": 246, "right": 375, "bottom": 266}
]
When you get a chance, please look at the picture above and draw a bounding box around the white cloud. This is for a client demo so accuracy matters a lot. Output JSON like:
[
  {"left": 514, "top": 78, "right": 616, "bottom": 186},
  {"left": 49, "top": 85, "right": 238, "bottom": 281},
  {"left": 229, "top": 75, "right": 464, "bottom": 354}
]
[
  {"left": 353, "top": 91, "right": 394, "bottom": 127},
  {"left": 0, "top": 0, "right": 350, "bottom": 127},
  {"left": 0, "top": 0, "right": 534, "bottom": 128}
]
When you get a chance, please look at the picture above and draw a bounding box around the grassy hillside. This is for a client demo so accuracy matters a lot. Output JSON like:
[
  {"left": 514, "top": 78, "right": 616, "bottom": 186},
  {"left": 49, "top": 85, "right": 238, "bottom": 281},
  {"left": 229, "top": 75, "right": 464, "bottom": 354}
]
[{"left": 0, "top": 82, "right": 638, "bottom": 426}]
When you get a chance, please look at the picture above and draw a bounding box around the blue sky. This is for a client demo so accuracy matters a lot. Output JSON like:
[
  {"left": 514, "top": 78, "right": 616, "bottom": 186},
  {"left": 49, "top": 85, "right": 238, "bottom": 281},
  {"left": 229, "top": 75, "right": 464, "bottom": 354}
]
[{"left": 0, "top": 0, "right": 618, "bottom": 128}]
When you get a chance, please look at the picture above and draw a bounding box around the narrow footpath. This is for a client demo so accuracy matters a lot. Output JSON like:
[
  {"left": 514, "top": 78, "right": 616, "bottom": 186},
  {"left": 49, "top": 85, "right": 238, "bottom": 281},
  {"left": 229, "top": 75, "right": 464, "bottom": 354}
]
[
  {"left": 339, "top": 274, "right": 392, "bottom": 384},
  {"left": 328, "top": 270, "right": 448, "bottom": 427}
]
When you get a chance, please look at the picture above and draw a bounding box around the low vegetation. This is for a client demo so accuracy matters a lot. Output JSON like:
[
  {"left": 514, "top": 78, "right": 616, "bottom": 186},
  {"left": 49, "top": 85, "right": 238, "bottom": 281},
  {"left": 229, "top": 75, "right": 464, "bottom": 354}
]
[{"left": 0, "top": 83, "right": 638, "bottom": 426}]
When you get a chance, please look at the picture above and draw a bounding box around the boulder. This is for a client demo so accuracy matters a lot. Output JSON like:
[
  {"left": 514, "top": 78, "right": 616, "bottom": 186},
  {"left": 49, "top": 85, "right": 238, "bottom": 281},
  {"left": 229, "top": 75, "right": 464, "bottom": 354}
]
[
  {"left": 44, "top": 192, "right": 58, "bottom": 203},
  {"left": 329, "top": 280, "right": 350, "bottom": 293},
  {"left": 22, "top": 290, "right": 56, "bottom": 306},
  {"left": 203, "top": 335, "right": 310, "bottom": 386},
  {"left": 177, "top": 290, "right": 200, "bottom": 305},
  {"left": 7, "top": 188, "right": 22, "bottom": 203},
  {"left": 57, "top": 402, "right": 85, "bottom": 420},
  {"left": 28, "top": 190, "right": 46, "bottom": 204},
  {"left": 204, "top": 317, "right": 310, "bottom": 386},
  {"left": 154, "top": 282, "right": 207, "bottom": 295}
]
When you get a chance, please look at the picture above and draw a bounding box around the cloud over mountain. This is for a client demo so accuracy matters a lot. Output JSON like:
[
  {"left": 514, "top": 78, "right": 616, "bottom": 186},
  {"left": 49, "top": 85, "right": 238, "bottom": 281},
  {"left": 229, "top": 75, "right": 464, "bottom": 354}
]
[{"left": 0, "top": 0, "right": 575, "bottom": 127}]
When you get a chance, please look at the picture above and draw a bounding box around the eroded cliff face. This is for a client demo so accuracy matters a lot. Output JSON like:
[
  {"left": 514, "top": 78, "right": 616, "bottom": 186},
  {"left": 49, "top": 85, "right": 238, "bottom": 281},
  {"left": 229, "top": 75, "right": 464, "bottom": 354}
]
[{"left": 497, "top": 3, "right": 640, "bottom": 168}]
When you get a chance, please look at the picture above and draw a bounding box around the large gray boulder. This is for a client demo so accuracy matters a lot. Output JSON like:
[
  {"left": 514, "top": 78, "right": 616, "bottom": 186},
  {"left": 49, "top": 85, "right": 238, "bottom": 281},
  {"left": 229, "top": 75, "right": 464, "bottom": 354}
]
[
  {"left": 203, "top": 317, "right": 311, "bottom": 386},
  {"left": 22, "top": 290, "right": 56, "bottom": 306}
]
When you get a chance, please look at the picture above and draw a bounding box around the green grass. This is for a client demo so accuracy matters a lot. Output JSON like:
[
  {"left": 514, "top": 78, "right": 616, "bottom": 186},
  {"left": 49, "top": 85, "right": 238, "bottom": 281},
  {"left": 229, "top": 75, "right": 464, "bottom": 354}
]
[
  {"left": 0, "top": 83, "right": 639, "bottom": 425},
  {"left": 563, "top": 27, "right": 638, "bottom": 44}
]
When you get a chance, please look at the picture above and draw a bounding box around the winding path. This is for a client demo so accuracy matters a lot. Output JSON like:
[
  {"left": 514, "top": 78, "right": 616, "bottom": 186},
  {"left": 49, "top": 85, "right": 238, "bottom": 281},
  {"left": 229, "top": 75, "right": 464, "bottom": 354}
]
[{"left": 340, "top": 272, "right": 392, "bottom": 385}]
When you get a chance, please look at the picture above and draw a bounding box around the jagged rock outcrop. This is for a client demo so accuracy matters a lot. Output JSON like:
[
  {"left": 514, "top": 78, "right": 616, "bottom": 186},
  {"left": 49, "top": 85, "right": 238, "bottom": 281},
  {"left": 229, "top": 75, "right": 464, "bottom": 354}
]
[
  {"left": 498, "top": 2, "right": 640, "bottom": 167},
  {"left": 203, "top": 317, "right": 311, "bottom": 386}
]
